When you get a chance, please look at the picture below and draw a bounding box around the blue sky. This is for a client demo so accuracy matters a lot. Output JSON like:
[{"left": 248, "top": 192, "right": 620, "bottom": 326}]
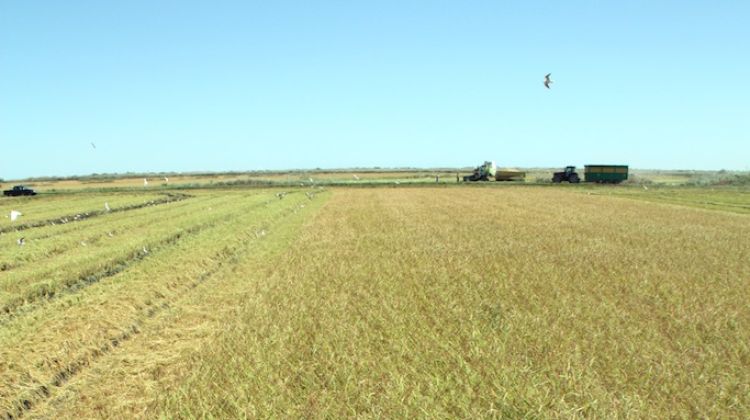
[{"left": 1, "top": 1, "right": 748, "bottom": 179}]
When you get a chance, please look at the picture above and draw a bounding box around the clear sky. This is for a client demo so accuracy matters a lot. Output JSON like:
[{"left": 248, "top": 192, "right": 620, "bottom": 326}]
[{"left": 1, "top": 1, "right": 748, "bottom": 179}]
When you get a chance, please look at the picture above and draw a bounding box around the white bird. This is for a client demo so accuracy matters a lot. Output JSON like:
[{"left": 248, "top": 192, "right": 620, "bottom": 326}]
[
  {"left": 17, "top": 237, "right": 25, "bottom": 246},
  {"left": 544, "top": 73, "right": 553, "bottom": 89},
  {"left": 104, "top": 202, "right": 111, "bottom": 212},
  {"left": 643, "top": 185, "right": 649, "bottom": 190},
  {"left": 10, "top": 210, "right": 22, "bottom": 222},
  {"left": 308, "top": 177, "right": 314, "bottom": 183},
  {"left": 80, "top": 241, "right": 87, "bottom": 246},
  {"left": 353, "top": 174, "right": 359, "bottom": 180},
  {"left": 163, "top": 177, "right": 169, "bottom": 183},
  {"left": 108, "top": 231, "right": 114, "bottom": 237},
  {"left": 143, "top": 178, "right": 149, "bottom": 186},
  {"left": 142, "top": 246, "right": 149, "bottom": 254}
]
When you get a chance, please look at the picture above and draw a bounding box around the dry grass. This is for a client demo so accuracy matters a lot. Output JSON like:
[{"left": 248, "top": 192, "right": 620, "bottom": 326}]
[
  {"left": 15, "top": 170, "right": 469, "bottom": 191},
  {"left": 153, "top": 188, "right": 748, "bottom": 418},
  {"left": 595, "top": 187, "right": 750, "bottom": 214},
  {"left": 19, "top": 175, "right": 252, "bottom": 191},
  {"left": 2, "top": 187, "right": 748, "bottom": 418}
]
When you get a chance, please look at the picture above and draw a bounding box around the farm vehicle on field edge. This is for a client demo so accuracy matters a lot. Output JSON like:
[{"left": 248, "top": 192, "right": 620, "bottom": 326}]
[
  {"left": 463, "top": 161, "right": 496, "bottom": 181},
  {"left": 464, "top": 161, "right": 526, "bottom": 182},
  {"left": 552, "top": 165, "right": 629, "bottom": 184},
  {"left": 552, "top": 166, "right": 581, "bottom": 183},
  {"left": 3, "top": 185, "right": 37, "bottom": 196}
]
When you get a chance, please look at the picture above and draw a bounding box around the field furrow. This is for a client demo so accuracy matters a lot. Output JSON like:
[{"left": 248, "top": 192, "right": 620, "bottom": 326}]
[
  {"left": 0, "top": 190, "right": 324, "bottom": 418},
  {"left": 0, "top": 195, "right": 204, "bottom": 273},
  {"left": 0, "top": 194, "right": 251, "bottom": 313},
  {"left": 0, "top": 192, "right": 189, "bottom": 234},
  {"left": 0, "top": 191, "right": 293, "bottom": 321}
]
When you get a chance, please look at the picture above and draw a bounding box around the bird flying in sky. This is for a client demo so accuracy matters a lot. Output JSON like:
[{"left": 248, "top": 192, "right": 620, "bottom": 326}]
[
  {"left": 91, "top": 142, "right": 96, "bottom": 149},
  {"left": 544, "top": 73, "right": 553, "bottom": 89}
]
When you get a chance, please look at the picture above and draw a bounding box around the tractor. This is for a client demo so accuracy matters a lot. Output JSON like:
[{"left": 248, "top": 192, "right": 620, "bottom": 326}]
[{"left": 552, "top": 166, "right": 580, "bottom": 183}]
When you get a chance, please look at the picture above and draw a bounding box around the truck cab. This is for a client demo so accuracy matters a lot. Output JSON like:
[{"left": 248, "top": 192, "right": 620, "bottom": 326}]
[{"left": 3, "top": 185, "right": 37, "bottom": 196}]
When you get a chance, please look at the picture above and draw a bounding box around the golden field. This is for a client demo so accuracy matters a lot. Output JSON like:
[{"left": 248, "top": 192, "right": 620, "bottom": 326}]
[{"left": 1, "top": 186, "right": 748, "bottom": 418}]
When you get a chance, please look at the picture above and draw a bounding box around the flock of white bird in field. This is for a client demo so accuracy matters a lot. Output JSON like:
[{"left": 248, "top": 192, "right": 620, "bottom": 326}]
[{"left": 6, "top": 203, "right": 151, "bottom": 249}]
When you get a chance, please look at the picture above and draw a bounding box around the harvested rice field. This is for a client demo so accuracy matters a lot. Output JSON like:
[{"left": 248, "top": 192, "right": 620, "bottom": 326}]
[{"left": 1, "top": 186, "right": 748, "bottom": 418}]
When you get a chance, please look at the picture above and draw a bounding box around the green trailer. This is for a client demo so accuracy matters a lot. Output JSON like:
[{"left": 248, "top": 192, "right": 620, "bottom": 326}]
[{"left": 584, "top": 165, "right": 629, "bottom": 183}]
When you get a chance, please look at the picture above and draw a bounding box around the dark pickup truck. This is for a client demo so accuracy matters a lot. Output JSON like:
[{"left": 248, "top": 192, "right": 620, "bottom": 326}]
[{"left": 3, "top": 185, "right": 37, "bottom": 196}]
